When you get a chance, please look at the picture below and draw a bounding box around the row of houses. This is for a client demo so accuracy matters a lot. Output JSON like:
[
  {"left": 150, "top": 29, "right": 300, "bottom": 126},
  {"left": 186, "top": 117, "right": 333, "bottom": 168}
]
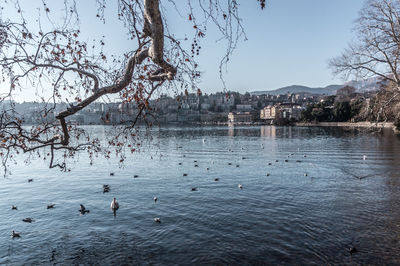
[{"left": 228, "top": 103, "right": 303, "bottom": 124}]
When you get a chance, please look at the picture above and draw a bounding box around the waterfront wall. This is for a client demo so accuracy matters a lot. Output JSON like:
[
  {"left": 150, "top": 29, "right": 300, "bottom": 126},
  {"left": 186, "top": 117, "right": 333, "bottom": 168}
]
[{"left": 295, "top": 121, "right": 396, "bottom": 130}]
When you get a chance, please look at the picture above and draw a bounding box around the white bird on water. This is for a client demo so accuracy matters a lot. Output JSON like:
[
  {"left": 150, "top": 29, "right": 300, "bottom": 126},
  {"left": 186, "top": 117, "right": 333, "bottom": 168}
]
[
  {"left": 111, "top": 197, "right": 119, "bottom": 211},
  {"left": 363, "top": 155, "right": 367, "bottom": 160}
]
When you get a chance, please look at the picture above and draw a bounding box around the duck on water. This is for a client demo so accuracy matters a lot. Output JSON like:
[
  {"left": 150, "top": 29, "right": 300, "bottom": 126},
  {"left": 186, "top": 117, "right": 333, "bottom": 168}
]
[{"left": 79, "top": 204, "right": 90, "bottom": 214}]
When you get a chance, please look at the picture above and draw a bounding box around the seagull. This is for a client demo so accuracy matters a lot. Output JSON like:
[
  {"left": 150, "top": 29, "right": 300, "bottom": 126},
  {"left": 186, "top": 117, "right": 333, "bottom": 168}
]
[
  {"left": 238, "top": 184, "right": 243, "bottom": 189},
  {"left": 154, "top": 196, "right": 158, "bottom": 202},
  {"left": 11, "top": 205, "right": 17, "bottom": 210},
  {"left": 22, "top": 218, "right": 33, "bottom": 223},
  {"left": 110, "top": 197, "right": 119, "bottom": 211},
  {"left": 12, "top": 231, "right": 21, "bottom": 238},
  {"left": 47, "top": 204, "right": 55, "bottom": 209},
  {"left": 79, "top": 204, "right": 90, "bottom": 214},
  {"left": 363, "top": 155, "right": 367, "bottom": 160},
  {"left": 154, "top": 217, "right": 161, "bottom": 223},
  {"left": 202, "top": 139, "right": 206, "bottom": 143}
]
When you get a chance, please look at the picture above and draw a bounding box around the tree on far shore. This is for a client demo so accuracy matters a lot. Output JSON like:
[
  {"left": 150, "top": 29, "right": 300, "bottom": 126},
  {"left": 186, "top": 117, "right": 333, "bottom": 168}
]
[{"left": 330, "top": 0, "right": 400, "bottom": 126}]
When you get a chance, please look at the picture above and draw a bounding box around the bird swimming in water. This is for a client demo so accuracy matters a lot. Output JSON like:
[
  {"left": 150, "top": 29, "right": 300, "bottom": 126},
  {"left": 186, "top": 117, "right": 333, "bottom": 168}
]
[
  {"left": 28, "top": 179, "right": 33, "bottom": 183},
  {"left": 349, "top": 246, "right": 357, "bottom": 254},
  {"left": 183, "top": 173, "right": 188, "bottom": 176},
  {"left": 363, "top": 155, "right": 367, "bottom": 160},
  {"left": 154, "top": 217, "right": 161, "bottom": 223},
  {"left": 238, "top": 184, "right": 243, "bottom": 189},
  {"left": 79, "top": 204, "right": 90, "bottom": 214},
  {"left": 154, "top": 196, "right": 158, "bottom": 202},
  {"left": 47, "top": 204, "right": 55, "bottom": 209},
  {"left": 133, "top": 175, "right": 139, "bottom": 178},
  {"left": 110, "top": 197, "right": 119, "bottom": 211},
  {"left": 191, "top": 187, "right": 197, "bottom": 191},
  {"left": 110, "top": 172, "right": 115, "bottom": 176},
  {"left": 12, "top": 231, "right": 21, "bottom": 238},
  {"left": 214, "top": 178, "right": 219, "bottom": 181},
  {"left": 22, "top": 218, "right": 33, "bottom": 223},
  {"left": 11, "top": 205, "right": 17, "bottom": 210},
  {"left": 103, "top": 184, "right": 110, "bottom": 193}
]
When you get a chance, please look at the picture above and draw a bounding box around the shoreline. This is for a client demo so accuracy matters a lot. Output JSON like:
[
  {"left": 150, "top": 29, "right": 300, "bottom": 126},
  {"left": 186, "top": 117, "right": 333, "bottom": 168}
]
[{"left": 295, "top": 121, "right": 398, "bottom": 133}]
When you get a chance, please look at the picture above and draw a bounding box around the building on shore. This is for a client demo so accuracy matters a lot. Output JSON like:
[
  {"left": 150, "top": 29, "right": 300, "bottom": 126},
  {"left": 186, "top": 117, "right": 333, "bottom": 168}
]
[
  {"left": 260, "top": 105, "right": 277, "bottom": 120},
  {"left": 228, "top": 111, "right": 257, "bottom": 124},
  {"left": 260, "top": 103, "right": 303, "bottom": 123}
]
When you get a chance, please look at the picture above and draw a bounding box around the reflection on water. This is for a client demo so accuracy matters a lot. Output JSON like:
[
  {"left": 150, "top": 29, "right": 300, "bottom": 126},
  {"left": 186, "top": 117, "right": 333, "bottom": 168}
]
[{"left": 1, "top": 126, "right": 400, "bottom": 265}]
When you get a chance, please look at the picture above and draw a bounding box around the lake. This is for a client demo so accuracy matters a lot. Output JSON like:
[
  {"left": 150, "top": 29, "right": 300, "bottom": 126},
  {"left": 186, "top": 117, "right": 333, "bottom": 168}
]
[{"left": 1, "top": 125, "right": 400, "bottom": 265}]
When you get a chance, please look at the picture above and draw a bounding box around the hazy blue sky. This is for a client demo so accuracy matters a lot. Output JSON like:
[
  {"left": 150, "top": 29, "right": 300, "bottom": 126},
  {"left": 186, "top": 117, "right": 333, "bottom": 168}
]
[
  {"left": 192, "top": 0, "right": 366, "bottom": 93},
  {"left": 1, "top": 0, "right": 366, "bottom": 100}
]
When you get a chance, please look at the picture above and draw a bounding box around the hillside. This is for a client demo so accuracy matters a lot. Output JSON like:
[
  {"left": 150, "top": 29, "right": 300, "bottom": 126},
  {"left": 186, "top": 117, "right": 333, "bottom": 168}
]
[{"left": 251, "top": 78, "right": 380, "bottom": 96}]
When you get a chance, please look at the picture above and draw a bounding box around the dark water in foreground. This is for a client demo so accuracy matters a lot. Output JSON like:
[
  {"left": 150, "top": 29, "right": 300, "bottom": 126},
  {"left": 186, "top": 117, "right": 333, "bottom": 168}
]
[{"left": 1, "top": 126, "right": 400, "bottom": 265}]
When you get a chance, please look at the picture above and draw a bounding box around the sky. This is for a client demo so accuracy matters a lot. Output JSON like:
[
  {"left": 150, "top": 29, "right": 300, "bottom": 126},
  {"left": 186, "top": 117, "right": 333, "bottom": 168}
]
[
  {"left": 0, "top": 0, "right": 366, "bottom": 101},
  {"left": 193, "top": 0, "right": 366, "bottom": 93}
]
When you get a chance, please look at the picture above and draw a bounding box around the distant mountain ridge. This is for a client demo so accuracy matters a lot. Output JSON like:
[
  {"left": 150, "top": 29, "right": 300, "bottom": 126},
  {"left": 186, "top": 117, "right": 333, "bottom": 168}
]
[{"left": 251, "top": 78, "right": 380, "bottom": 96}]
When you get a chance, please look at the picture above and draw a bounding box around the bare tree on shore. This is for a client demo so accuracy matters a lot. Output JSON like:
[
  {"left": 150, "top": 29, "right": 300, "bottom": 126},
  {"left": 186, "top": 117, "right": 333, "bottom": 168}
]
[
  {"left": 330, "top": 0, "right": 400, "bottom": 126},
  {"left": 0, "top": 0, "right": 266, "bottom": 174}
]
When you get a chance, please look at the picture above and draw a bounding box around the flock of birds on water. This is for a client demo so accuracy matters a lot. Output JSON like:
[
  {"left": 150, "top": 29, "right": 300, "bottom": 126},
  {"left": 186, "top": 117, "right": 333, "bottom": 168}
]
[{"left": 8, "top": 140, "right": 369, "bottom": 255}]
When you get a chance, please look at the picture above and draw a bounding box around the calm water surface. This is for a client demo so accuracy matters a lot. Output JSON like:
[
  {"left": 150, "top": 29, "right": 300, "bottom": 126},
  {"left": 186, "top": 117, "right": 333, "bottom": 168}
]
[{"left": 1, "top": 126, "right": 400, "bottom": 265}]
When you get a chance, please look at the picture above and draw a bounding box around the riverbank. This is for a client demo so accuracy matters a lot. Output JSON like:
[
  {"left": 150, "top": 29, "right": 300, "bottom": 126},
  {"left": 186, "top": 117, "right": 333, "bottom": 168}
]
[{"left": 295, "top": 121, "right": 399, "bottom": 133}]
